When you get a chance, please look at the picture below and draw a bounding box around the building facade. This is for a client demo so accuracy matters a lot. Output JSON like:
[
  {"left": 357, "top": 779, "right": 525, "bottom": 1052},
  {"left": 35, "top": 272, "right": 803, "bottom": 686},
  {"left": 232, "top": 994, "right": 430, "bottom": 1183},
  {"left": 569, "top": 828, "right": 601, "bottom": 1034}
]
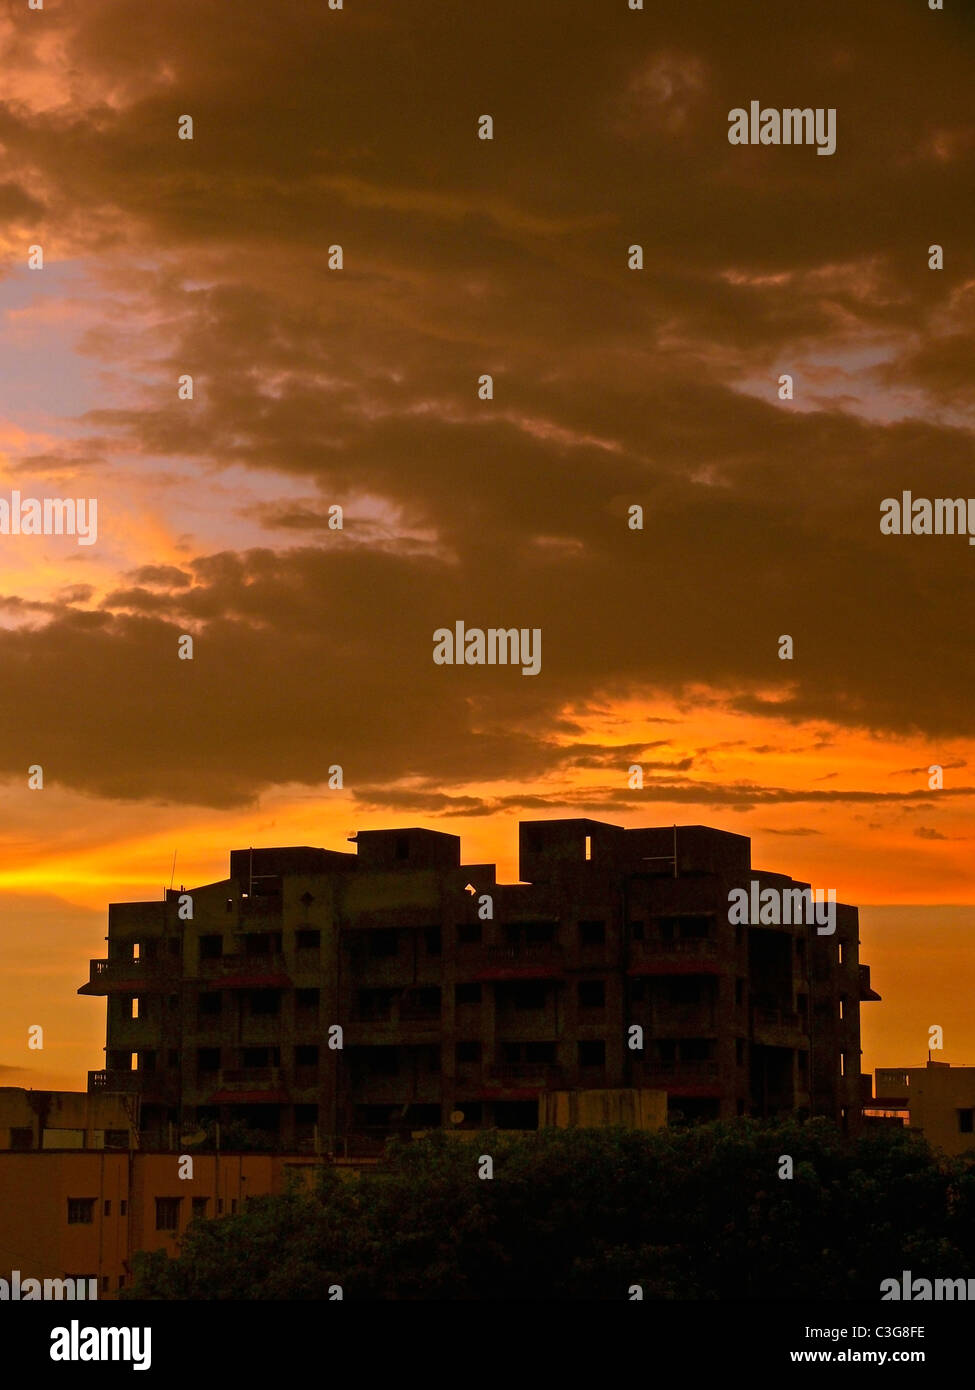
[
  {"left": 79, "top": 819, "right": 879, "bottom": 1150},
  {"left": 866, "top": 1061, "right": 975, "bottom": 1155}
]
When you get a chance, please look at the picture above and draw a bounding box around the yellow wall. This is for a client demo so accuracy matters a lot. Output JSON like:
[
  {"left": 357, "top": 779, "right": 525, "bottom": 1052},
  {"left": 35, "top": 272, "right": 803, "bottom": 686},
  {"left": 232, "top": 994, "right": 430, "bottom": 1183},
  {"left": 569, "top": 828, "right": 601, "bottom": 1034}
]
[{"left": 907, "top": 1066, "right": 975, "bottom": 1157}]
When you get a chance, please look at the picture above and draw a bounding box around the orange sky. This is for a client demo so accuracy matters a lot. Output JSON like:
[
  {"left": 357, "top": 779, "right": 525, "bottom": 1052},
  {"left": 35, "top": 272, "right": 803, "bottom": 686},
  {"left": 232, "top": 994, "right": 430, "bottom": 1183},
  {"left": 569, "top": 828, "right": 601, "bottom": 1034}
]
[{"left": 2, "top": 0, "right": 975, "bottom": 1093}]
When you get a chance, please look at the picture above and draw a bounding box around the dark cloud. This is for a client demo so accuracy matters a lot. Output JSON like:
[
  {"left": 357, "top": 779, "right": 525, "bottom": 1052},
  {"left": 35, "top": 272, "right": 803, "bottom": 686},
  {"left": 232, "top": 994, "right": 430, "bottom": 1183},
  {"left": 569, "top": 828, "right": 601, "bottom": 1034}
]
[{"left": 0, "top": 0, "right": 973, "bottom": 809}]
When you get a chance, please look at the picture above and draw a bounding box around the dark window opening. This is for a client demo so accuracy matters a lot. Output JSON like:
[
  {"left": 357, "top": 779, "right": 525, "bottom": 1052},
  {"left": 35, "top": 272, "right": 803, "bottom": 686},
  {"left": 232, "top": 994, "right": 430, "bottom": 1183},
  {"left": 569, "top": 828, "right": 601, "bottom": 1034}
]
[
  {"left": 578, "top": 979, "right": 605, "bottom": 1009},
  {"left": 67, "top": 1198, "right": 95, "bottom": 1225},
  {"left": 578, "top": 1040, "right": 606, "bottom": 1067}
]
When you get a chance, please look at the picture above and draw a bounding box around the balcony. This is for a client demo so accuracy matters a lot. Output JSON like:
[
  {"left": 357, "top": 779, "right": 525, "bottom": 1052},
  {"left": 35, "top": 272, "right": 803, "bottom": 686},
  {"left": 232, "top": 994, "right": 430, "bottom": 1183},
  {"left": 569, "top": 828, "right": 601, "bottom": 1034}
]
[
  {"left": 216, "top": 954, "right": 291, "bottom": 988},
  {"left": 632, "top": 1059, "right": 721, "bottom": 1094},
  {"left": 472, "top": 944, "right": 565, "bottom": 981},
  {"left": 751, "top": 1005, "right": 808, "bottom": 1048},
  {"left": 487, "top": 1063, "right": 564, "bottom": 1084},
  {"left": 206, "top": 1067, "right": 288, "bottom": 1103},
  {"left": 651, "top": 1003, "right": 717, "bottom": 1034},
  {"left": 219, "top": 1067, "right": 282, "bottom": 1090},
  {"left": 87, "top": 1069, "right": 174, "bottom": 1101},
  {"left": 345, "top": 1014, "right": 441, "bottom": 1046},
  {"left": 79, "top": 958, "right": 175, "bottom": 995},
  {"left": 89, "top": 1069, "right": 140, "bottom": 1092},
  {"left": 628, "top": 938, "right": 721, "bottom": 976}
]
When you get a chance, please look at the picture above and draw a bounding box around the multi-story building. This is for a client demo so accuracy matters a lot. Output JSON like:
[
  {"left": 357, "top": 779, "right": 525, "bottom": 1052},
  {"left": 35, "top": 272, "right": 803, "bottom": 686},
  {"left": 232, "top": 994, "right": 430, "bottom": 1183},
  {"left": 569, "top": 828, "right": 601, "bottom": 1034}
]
[
  {"left": 79, "top": 819, "right": 879, "bottom": 1149},
  {"left": 866, "top": 1061, "right": 975, "bottom": 1155}
]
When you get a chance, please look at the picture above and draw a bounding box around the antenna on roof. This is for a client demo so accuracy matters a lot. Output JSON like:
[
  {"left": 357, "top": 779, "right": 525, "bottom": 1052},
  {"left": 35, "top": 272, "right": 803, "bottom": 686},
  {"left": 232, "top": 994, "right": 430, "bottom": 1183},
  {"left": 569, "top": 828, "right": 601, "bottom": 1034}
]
[{"left": 169, "top": 850, "right": 177, "bottom": 892}]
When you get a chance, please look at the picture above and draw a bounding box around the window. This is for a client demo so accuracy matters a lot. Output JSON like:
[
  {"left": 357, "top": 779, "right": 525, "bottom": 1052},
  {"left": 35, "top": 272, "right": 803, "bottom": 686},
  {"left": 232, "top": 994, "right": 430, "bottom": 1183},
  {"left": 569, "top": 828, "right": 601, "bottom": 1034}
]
[
  {"left": 682, "top": 1038, "right": 712, "bottom": 1061},
  {"left": 243, "top": 1047, "right": 271, "bottom": 1067},
  {"left": 457, "top": 923, "right": 482, "bottom": 944},
  {"left": 669, "top": 978, "right": 701, "bottom": 1004},
  {"left": 629, "top": 921, "right": 645, "bottom": 940},
  {"left": 249, "top": 990, "right": 281, "bottom": 1016},
  {"left": 296, "top": 988, "right": 319, "bottom": 1010},
  {"left": 217, "top": 1199, "right": 224, "bottom": 1214},
  {"left": 960, "top": 1109, "right": 974, "bottom": 1134},
  {"left": 735, "top": 979, "right": 744, "bottom": 1006},
  {"left": 118, "top": 1276, "right": 125, "bottom": 1289},
  {"left": 104, "top": 1200, "right": 111, "bottom": 1216},
  {"left": 369, "top": 930, "right": 398, "bottom": 957},
  {"left": 584, "top": 834, "right": 592, "bottom": 861},
  {"left": 456, "top": 1041, "right": 481, "bottom": 1063},
  {"left": 579, "top": 921, "right": 605, "bottom": 946},
  {"left": 796, "top": 938, "right": 806, "bottom": 960},
  {"left": 296, "top": 929, "right": 320, "bottom": 949},
  {"left": 10, "top": 1127, "right": 32, "bottom": 1150},
  {"left": 226, "top": 898, "right": 234, "bottom": 912},
  {"left": 231, "top": 1199, "right": 238, "bottom": 1214},
  {"left": 131, "top": 996, "right": 139, "bottom": 1020},
  {"left": 168, "top": 1049, "right": 179, "bottom": 1068},
  {"left": 736, "top": 1039, "right": 745, "bottom": 1066},
  {"left": 424, "top": 927, "right": 442, "bottom": 956},
  {"left": 199, "top": 992, "right": 221, "bottom": 1016},
  {"left": 197, "top": 1048, "right": 220, "bottom": 1072},
  {"left": 578, "top": 980, "right": 605, "bottom": 1009},
  {"left": 102, "top": 1276, "right": 110, "bottom": 1292},
  {"left": 169, "top": 937, "right": 180, "bottom": 956},
  {"left": 578, "top": 1040, "right": 605, "bottom": 1068},
  {"left": 456, "top": 983, "right": 481, "bottom": 1006},
  {"left": 511, "top": 981, "right": 546, "bottom": 1009},
  {"left": 525, "top": 1041, "right": 556, "bottom": 1064},
  {"left": 295, "top": 1045, "right": 319, "bottom": 1066},
  {"left": 105, "top": 1130, "right": 128, "bottom": 1150},
  {"left": 524, "top": 922, "right": 555, "bottom": 944},
  {"left": 67, "top": 1198, "right": 95, "bottom": 1225},
  {"left": 155, "top": 1197, "right": 181, "bottom": 1232},
  {"left": 200, "top": 934, "right": 222, "bottom": 959},
  {"left": 367, "top": 1048, "right": 399, "bottom": 1076},
  {"left": 120, "top": 1201, "right": 127, "bottom": 1216}
]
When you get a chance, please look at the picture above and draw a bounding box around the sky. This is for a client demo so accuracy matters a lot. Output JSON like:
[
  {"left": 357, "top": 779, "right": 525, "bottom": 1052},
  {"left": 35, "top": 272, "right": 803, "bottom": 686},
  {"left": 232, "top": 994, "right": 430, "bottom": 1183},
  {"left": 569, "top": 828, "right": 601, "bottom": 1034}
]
[{"left": 1, "top": 0, "right": 974, "bottom": 1091}]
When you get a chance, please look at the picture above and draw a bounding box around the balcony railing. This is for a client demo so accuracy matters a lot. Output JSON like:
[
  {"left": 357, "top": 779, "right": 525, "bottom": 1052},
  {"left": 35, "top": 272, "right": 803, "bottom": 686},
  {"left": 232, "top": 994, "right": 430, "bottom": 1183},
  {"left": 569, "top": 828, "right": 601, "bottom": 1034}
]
[
  {"left": 638, "top": 1060, "right": 719, "bottom": 1078},
  {"left": 84, "top": 958, "right": 172, "bottom": 987},
  {"left": 488, "top": 1063, "right": 564, "bottom": 1083},
  {"left": 217, "top": 1067, "right": 282, "bottom": 1090},
  {"left": 88, "top": 1069, "right": 173, "bottom": 1099},
  {"left": 752, "top": 1006, "right": 801, "bottom": 1030},
  {"left": 633, "top": 938, "right": 718, "bottom": 956},
  {"left": 88, "top": 1069, "right": 141, "bottom": 1092},
  {"left": 219, "top": 953, "right": 287, "bottom": 976},
  {"left": 484, "top": 944, "right": 564, "bottom": 967}
]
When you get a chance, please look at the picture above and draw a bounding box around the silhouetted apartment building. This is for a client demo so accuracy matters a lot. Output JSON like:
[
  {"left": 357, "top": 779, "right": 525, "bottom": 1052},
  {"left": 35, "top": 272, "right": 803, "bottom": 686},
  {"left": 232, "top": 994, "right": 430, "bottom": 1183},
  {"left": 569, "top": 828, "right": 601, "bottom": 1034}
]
[{"left": 79, "top": 820, "right": 879, "bottom": 1150}]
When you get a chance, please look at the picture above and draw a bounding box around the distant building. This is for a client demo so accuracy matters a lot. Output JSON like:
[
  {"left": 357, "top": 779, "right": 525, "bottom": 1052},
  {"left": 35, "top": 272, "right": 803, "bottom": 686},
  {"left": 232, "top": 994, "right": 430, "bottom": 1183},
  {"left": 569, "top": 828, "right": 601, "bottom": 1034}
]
[
  {"left": 79, "top": 819, "right": 879, "bottom": 1150},
  {"left": 865, "top": 1061, "right": 975, "bottom": 1155},
  {"left": 0, "top": 1148, "right": 331, "bottom": 1298},
  {"left": 0, "top": 1088, "right": 138, "bottom": 1152}
]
